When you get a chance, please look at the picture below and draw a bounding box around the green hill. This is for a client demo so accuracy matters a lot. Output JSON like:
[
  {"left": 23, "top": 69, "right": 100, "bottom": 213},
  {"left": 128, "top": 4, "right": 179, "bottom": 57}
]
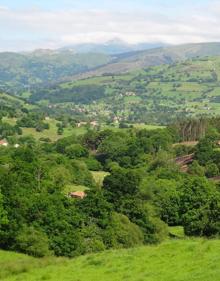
[
  {"left": 0, "top": 51, "right": 111, "bottom": 94},
  {"left": 1, "top": 239, "right": 220, "bottom": 281},
  {"left": 30, "top": 55, "right": 220, "bottom": 124},
  {"left": 2, "top": 42, "right": 220, "bottom": 95},
  {"left": 0, "top": 92, "right": 25, "bottom": 107},
  {"left": 71, "top": 42, "right": 220, "bottom": 80}
]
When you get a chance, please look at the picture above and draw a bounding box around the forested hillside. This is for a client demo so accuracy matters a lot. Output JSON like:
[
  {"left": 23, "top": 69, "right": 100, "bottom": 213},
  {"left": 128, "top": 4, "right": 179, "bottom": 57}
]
[
  {"left": 2, "top": 42, "right": 220, "bottom": 96},
  {"left": 0, "top": 51, "right": 111, "bottom": 94},
  {"left": 70, "top": 42, "right": 220, "bottom": 79},
  {"left": 1, "top": 99, "right": 220, "bottom": 258}
]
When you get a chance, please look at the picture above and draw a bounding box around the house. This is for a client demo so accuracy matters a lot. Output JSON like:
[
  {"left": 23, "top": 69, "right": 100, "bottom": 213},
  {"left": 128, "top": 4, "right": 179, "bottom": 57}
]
[
  {"left": 0, "top": 140, "right": 8, "bottom": 147},
  {"left": 68, "top": 191, "right": 86, "bottom": 199}
]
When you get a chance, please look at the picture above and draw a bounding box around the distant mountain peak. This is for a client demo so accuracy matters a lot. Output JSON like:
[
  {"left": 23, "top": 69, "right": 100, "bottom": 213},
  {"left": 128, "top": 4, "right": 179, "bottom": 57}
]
[
  {"left": 104, "top": 38, "right": 128, "bottom": 45},
  {"left": 60, "top": 40, "right": 166, "bottom": 55}
]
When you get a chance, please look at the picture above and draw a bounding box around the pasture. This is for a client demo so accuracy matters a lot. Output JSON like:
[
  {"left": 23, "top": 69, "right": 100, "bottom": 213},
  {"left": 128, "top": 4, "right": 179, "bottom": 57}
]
[{"left": 1, "top": 239, "right": 220, "bottom": 281}]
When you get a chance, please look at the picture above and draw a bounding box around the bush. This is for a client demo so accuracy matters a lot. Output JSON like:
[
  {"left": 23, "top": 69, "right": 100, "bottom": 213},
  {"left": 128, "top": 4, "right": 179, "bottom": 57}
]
[
  {"left": 84, "top": 157, "right": 102, "bottom": 171},
  {"left": 70, "top": 160, "right": 96, "bottom": 187},
  {"left": 148, "top": 217, "right": 168, "bottom": 243},
  {"left": 205, "top": 162, "right": 219, "bottom": 178},
  {"left": 179, "top": 177, "right": 220, "bottom": 236},
  {"left": 50, "top": 228, "right": 83, "bottom": 257},
  {"left": 65, "top": 144, "right": 88, "bottom": 159},
  {"left": 188, "top": 161, "right": 205, "bottom": 177},
  {"left": 15, "top": 226, "right": 51, "bottom": 257},
  {"left": 80, "top": 224, "right": 106, "bottom": 254},
  {"left": 109, "top": 213, "right": 144, "bottom": 248}
]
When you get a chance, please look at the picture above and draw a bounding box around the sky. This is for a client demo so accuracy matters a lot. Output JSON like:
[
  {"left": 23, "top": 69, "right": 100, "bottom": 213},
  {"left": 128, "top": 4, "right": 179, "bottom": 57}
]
[{"left": 0, "top": 0, "right": 219, "bottom": 51}]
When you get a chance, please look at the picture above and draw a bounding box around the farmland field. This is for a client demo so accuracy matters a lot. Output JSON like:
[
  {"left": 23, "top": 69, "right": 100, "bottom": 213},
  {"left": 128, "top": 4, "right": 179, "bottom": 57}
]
[{"left": 28, "top": 56, "right": 220, "bottom": 124}]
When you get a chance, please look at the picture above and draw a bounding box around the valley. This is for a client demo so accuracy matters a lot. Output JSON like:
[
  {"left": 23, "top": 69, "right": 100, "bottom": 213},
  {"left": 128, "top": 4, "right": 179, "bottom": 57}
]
[
  {"left": 28, "top": 55, "right": 220, "bottom": 124},
  {"left": 1, "top": 42, "right": 220, "bottom": 281}
]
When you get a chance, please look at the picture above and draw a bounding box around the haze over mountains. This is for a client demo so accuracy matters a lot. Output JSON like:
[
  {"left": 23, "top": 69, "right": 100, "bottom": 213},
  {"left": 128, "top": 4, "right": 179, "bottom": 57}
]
[
  {"left": 1, "top": 41, "right": 220, "bottom": 95},
  {"left": 60, "top": 39, "right": 165, "bottom": 55},
  {"left": 72, "top": 42, "right": 220, "bottom": 80}
]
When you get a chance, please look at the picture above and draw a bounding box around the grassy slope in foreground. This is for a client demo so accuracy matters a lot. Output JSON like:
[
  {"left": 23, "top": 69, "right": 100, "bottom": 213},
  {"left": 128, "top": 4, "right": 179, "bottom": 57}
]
[{"left": 1, "top": 239, "right": 220, "bottom": 281}]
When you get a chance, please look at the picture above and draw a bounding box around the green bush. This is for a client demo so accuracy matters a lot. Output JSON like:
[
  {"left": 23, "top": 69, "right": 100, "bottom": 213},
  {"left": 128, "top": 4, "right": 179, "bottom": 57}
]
[
  {"left": 65, "top": 144, "right": 89, "bottom": 159},
  {"left": 84, "top": 157, "right": 102, "bottom": 171},
  {"left": 15, "top": 226, "right": 51, "bottom": 257},
  {"left": 109, "top": 213, "right": 144, "bottom": 248}
]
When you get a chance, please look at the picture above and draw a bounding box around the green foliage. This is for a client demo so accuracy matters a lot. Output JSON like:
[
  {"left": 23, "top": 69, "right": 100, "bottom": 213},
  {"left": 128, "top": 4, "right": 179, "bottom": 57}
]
[
  {"left": 195, "top": 137, "right": 215, "bottom": 165},
  {"left": 141, "top": 178, "right": 181, "bottom": 226},
  {"left": 15, "top": 226, "right": 51, "bottom": 257},
  {"left": 65, "top": 144, "right": 88, "bottom": 159},
  {"left": 84, "top": 157, "right": 103, "bottom": 171},
  {"left": 0, "top": 51, "right": 111, "bottom": 94},
  {"left": 108, "top": 213, "right": 144, "bottom": 248},
  {"left": 188, "top": 161, "right": 205, "bottom": 177},
  {"left": 103, "top": 168, "right": 141, "bottom": 204},
  {"left": 0, "top": 123, "right": 220, "bottom": 260},
  {"left": 70, "top": 160, "right": 96, "bottom": 187},
  {"left": 0, "top": 190, "right": 8, "bottom": 231},
  {"left": 179, "top": 177, "right": 220, "bottom": 236},
  {"left": 205, "top": 162, "right": 219, "bottom": 178}
]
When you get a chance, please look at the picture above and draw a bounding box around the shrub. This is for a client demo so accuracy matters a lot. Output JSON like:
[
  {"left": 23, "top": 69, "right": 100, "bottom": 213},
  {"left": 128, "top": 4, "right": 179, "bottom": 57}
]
[
  {"left": 84, "top": 157, "right": 102, "bottom": 171},
  {"left": 109, "top": 213, "right": 144, "bottom": 248},
  {"left": 15, "top": 226, "right": 51, "bottom": 257},
  {"left": 65, "top": 144, "right": 89, "bottom": 159}
]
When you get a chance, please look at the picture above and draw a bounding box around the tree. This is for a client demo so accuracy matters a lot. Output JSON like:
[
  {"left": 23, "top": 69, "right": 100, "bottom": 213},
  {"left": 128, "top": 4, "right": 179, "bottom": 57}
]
[
  {"left": 107, "top": 212, "right": 144, "bottom": 248},
  {"left": 0, "top": 190, "right": 7, "bottom": 232},
  {"left": 141, "top": 178, "right": 181, "bottom": 226},
  {"left": 15, "top": 226, "right": 51, "bottom": 257},
  {"left": 179, "top": 177, "right": 220, "bottom": 236},
  {"left": 195, "top": 138, "right": 214, "bottom": 165},
  {"left": 205, "top": 162, "right": 219, "bottom": 178},
  {"left": 65, "top": 144, "right": 88, "bottom": 159},
  {"left": 103, "top": 168, "right": 141, "bottom": 205},
  {"left": 188, "top": 161, "right": 205, "bottom": 177}
]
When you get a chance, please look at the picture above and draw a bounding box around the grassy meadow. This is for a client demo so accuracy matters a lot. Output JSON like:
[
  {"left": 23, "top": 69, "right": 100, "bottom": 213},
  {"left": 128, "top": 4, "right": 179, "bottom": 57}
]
[
  {"left": 2, "top": 117, "right": 87, "bottom": 141},
  {"left": 2, "top": 116, "right": 165, "bottom": 142},
  {"left": 1, "top": 239, "right": 220, "bottom": 281}
]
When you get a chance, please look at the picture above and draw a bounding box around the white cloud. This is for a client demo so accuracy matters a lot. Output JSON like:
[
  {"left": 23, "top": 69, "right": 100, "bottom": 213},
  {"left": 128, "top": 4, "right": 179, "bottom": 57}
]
[{"left": 1, "top": 4, "right": 220, "bottom": 51}]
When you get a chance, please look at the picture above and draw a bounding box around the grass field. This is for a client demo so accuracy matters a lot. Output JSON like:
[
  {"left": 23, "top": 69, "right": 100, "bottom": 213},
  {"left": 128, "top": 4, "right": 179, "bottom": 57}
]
[
  {"left": 91, "top": 171, "right": 110, "bottom": 188},
  {"left": 63, "top": 184, "right": 90, "bottom": 194},
  {"left": 1, "top": 239, "right": 220, "bottom": 281},
  {"left": 2, "top": 117, "right": 87, "bottom": 141},
  {"left": 132, "top": 124, "right": 166, "bottom": 130},
  {"left": 2, "top": 116, "right": 165, "bottom": 143}
]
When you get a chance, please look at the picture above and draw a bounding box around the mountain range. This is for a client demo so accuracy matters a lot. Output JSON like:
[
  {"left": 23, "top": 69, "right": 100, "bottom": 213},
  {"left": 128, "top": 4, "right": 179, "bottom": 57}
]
[
  {"left": 60, "top": 39, "right": 165, "bottom": 55},
  {"left": 71, "top": 42, "right": 220, "bottom": 80}
]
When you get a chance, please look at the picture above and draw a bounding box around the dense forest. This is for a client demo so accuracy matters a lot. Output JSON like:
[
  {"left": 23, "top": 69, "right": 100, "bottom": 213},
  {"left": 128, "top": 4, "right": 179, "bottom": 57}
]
[{"left": 1, "top": 102, "right": 220, "bottom": 258}]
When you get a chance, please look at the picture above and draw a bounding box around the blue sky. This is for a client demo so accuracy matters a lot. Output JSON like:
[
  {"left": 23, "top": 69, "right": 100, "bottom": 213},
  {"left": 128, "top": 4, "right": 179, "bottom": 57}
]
[{"left": 0, "top": 0, "right": 219, "bottom": 51}]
